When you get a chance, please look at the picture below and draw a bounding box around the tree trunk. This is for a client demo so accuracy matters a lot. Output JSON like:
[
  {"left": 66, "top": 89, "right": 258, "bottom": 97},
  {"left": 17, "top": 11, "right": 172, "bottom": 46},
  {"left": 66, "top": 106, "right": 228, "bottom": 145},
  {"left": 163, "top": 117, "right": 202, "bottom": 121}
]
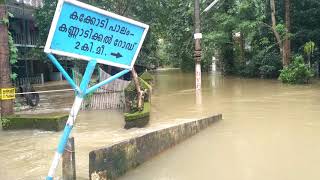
[
  {"left": 283, "top": 0, "right": 291, "bottom": 66},
  {"left": 270, "top": 0, "right": 285, "bottom": 67},
  {"left": 131, "top": 68, "right": 143, "bottom": 110},
  {"left": 239, "top": 32, "right": 245, "bottom": 64},
  {"left": 0, "top": 3, "right": 14, "bottom": 116}
]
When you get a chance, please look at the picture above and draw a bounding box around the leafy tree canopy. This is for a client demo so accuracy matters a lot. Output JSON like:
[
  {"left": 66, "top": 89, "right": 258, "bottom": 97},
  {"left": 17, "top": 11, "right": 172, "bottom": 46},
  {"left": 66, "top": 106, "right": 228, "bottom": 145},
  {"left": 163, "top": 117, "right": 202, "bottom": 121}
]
[{"left": 35, "top": 0, "right": 320, "bottom": 75}]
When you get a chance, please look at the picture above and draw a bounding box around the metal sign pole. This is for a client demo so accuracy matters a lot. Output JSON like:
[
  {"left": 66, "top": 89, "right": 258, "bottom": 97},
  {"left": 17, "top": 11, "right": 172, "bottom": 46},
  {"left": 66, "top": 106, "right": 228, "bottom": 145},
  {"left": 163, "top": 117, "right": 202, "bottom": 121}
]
[
  {"left": 47, "top": 54, "right": 81, "bottom": 93},
  {"left": 43, "top": 1, "right": 149, "bottom": 179},
  {"left": 45, "top": 54, "right": 130, "bottom": 180},
  {"left": 46, "top": 58, "right": 97, "bottom": 180},
  {"left": 46, "top": 97, "right": 82, "bottom": 180}
]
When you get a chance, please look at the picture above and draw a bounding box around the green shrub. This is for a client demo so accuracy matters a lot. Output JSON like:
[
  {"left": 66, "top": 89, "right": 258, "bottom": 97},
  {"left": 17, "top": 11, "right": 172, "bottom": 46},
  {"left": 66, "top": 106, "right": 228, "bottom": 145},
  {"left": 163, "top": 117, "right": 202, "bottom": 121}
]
[
  {"left": 259, "top": 65, "right": 278, "bottom": 78},
  {"left": 258, "top": 51, "right": 282, "bottom": 78},
  {"left": 236, "top": 50, "right": 282, "bottom": 78},
  {"left": 238, "top": 61, "right": 260, "bottom": 78},
  {"left": 279, "top": 55, "right": 314, "bottom": 84}
]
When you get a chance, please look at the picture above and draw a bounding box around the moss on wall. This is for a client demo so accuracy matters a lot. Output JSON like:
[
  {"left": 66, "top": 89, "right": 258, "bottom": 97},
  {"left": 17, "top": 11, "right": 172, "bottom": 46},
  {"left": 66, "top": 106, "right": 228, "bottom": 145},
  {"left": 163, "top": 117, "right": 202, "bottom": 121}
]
[
  {"left": 1, "top": 113, "right": 68, "bottom": 131},
  {"left": 125, "top": 77, "right": 151, "bottom": 93},
  {"left": 124, "top": 103, "right": 150, "bottom": 121},
  {"left": 140, "top": 71, "right": 153, "bottom": 83},
  {"left": 124, "top": 103, "right": 150, "bottom": 129},
  {"left": 139, "top": 78, "right": 152, "bottom": 91}
]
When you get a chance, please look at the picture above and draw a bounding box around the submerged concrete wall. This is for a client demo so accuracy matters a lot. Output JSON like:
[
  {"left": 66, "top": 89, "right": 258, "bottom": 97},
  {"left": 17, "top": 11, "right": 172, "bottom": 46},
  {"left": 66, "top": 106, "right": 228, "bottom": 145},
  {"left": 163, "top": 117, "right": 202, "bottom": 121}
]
[{"left": 89, "top": 114, "right": 222, "bottom": 180}]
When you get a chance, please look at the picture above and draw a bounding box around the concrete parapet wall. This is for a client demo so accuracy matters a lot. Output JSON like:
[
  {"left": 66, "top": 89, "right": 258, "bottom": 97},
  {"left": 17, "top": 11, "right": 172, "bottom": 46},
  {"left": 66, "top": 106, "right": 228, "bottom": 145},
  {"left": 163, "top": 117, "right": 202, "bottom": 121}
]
[
  {"left": 89, "top": 114, "right": 222, "bottom": 180},
  {"left": 2, "top": 113, "right": 68, "bottom": 131}
]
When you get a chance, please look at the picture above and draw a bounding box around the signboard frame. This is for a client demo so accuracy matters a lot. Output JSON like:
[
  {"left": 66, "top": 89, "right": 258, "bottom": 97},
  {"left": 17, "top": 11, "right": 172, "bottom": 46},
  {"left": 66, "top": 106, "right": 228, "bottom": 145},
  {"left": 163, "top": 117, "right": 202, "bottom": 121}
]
[
  {"left": 0, "top": 88, "right": 16, "bottom": 100},
  {"left": 44, "top": 0, "right": 149, "bottom": 70},
  {"left": 44, "top": 1, "right": 150, "bottom": 178}
]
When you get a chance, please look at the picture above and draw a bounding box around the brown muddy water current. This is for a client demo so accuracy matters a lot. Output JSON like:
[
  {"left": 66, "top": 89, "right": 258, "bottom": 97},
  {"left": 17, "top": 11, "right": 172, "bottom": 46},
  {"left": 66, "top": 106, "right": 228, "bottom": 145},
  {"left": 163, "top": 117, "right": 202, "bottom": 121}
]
[{"left": 1, "top": 70, "right": 320, "bottom": 180}]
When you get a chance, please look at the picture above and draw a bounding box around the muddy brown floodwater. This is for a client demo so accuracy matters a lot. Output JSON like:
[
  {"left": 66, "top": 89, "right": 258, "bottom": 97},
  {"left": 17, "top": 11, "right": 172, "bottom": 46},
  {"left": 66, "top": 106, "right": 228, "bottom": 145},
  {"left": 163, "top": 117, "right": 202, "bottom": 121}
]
[{"left": 2, "top": 70, "right": 320, "bottom": 180}]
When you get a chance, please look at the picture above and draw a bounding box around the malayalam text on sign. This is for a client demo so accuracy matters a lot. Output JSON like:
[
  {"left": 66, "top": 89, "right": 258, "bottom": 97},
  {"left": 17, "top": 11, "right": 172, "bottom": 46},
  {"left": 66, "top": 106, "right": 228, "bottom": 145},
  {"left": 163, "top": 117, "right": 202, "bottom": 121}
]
[{"left": 44, "top": 0, "right": 149, "bottom": 69}]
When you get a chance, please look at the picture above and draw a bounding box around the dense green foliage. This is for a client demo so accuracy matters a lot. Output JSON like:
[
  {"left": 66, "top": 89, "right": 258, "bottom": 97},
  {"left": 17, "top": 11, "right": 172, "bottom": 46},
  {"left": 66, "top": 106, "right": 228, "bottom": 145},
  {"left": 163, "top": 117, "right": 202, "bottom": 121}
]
[
  {"left": 201, "top": 0, "right": 281, "bottom": 75},
  {"left": 199, "top": 0, "right": 320, "bottom": 83},
  {"left": 279, "top": 55, "right": 313, "bottom": 84},
  {"left": 34, "top": 0, "right": 57, "bottom": 44},
  {"left": 35, "top": 0, "right": 320, "bottom": 82},
  {"left": 2, "top": 12, "right": 19, "bottom": 80}
]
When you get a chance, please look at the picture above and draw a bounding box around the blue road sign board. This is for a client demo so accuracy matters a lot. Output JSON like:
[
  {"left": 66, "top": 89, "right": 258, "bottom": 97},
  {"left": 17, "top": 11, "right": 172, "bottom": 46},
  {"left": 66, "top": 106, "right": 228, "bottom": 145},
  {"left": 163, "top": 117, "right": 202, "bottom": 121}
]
[{"left": 44, "top": 0, "right": 149, "bottom": 69}]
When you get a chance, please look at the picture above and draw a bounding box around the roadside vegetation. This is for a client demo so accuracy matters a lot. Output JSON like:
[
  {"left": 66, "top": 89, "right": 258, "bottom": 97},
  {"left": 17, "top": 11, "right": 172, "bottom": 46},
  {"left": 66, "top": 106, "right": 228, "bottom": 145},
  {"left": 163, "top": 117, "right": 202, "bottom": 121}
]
[{"left": 35, "top": 0, "right": 319, "bottom": 84}]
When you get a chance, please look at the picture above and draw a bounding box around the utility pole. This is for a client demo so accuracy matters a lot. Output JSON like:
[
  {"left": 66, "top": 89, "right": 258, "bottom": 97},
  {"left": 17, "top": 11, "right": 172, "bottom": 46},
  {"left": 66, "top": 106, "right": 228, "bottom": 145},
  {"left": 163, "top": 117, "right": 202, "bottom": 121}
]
[
  {"left": 193, "top": 0, "right": 220, "bottom": 104},
  {"left": 194, "top": 0, "right": 202, "bottom": 91}
]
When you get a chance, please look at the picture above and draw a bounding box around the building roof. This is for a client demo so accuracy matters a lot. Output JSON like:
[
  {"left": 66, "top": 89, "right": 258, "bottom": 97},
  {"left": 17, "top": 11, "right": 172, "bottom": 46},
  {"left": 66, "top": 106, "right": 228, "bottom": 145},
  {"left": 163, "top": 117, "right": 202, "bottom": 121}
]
[
  {"left": 8, "top": 0, "right": 43, "bottom": 8},
  {"left": 6, "top": 0, "right": 43, "bottom": 20}
]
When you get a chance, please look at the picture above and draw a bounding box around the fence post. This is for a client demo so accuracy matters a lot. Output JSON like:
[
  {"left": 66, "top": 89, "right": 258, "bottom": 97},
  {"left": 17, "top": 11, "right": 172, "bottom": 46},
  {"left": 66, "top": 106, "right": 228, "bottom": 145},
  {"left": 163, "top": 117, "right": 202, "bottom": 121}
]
[
  {"left": 60, "top": 72, "right": 63, "bottom": 81},
  {"left": 98, "top": 67, "right": 101, "bottom": 82},
  {"left": 62, "top": 137, "right": 76, "bottom": 180},
  {"left": 41, "top": 73, "right": 45, "bottom": 85}
]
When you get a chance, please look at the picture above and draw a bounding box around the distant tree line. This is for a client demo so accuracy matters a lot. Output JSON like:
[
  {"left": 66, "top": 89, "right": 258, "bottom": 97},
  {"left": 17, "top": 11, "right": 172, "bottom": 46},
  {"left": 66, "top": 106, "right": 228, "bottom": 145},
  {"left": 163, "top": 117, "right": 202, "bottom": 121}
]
[{"left": 35, "top": 0, "right": 320, "bottom": 80}]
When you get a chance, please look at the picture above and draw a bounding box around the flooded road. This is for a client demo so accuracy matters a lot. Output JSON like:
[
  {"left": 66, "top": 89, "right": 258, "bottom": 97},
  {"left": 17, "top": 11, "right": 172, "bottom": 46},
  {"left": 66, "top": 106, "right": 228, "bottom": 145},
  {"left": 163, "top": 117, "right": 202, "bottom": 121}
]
[
  {"left": 121, "top": 71, "right": 320, "bottom": 180},
  {"left": 2, "top": 70, "right": 320, "bottom": 179}
]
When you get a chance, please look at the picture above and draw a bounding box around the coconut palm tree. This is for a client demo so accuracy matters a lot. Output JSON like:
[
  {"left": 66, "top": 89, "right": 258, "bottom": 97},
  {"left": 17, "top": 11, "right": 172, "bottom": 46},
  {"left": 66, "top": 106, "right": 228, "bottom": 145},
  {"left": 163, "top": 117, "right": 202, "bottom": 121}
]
[{"left": 304, "top": 41, "right": 316, "bottom": 68}]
